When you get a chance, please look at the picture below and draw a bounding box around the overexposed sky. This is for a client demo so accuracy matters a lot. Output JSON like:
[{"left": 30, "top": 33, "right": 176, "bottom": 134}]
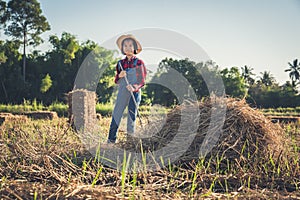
[{"left": 3, "top": 0, "right": 300, "bottom": 84}]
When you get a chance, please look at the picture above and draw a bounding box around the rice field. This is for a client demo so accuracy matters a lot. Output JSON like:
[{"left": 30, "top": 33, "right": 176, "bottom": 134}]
[{"left": 0, "top": 98, "right": 299, "bottom": 199}]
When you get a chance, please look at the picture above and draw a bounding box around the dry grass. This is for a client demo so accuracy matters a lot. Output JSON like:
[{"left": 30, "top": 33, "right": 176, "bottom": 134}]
[
  {"left": 125, "top": 98, "right": 286, "bottom": 163},
  {"left": 0, "top": 98, "right": 299, "bottom": 199},
  {"left": 0, "top": 113, "right": 28, "bottom": 127}
]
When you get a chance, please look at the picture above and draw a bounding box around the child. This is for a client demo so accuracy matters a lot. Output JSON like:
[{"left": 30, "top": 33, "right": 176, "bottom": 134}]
[{"left": 107, "top": 34, "right": 147, "bottom": 143}]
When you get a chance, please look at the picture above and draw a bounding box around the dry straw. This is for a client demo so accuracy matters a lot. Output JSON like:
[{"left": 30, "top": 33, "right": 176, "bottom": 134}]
[
  {"left": 0, "top": 113, "right": 28, "bottom": 127},
  {"left": 67, "top": 89, "right": 97, "bottom": 132},
  {"left": 0, "top": 98, "right": 298, "bottom": 199},
  {"left": 122, "top": 97, "right": 287, "bottom": 166},
  {"left": 24, "top": 111, "right": 58, "bottom": 120}
]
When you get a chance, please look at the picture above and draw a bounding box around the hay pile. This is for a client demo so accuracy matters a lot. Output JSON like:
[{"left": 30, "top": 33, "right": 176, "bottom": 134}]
[
  {"left": 0, "top": 113, "right": 28, "bottom": 127},
  {"left": 124, "top": 98, "right": 287, "bottom": 166},
  {"left": 24, "top": 111, "right": 58, "bottom": 120}
]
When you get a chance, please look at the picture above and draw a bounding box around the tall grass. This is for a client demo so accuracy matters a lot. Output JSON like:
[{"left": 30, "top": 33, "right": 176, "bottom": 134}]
[
  {"left": 48, "top": 102, "right": 68, "bottom": 117},
  {"left": 95, "top": 103, "right": 113, "bottom": 116},
  {"left": 0, "top": 101, "right": 169, "bottom": 117},
  {"left": 0, "top": 99, "right": 44, "bottom": 113}
]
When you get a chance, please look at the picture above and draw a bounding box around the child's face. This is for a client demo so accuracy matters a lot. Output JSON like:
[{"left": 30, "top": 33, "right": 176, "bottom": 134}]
[{"left": 122, "top": 39, "right": 134, "bottom": 56}]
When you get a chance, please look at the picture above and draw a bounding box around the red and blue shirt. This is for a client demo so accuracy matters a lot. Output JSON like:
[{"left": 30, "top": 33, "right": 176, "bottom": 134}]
[{"left": 114, "top": 56, "right": 147, "bottom": 92}]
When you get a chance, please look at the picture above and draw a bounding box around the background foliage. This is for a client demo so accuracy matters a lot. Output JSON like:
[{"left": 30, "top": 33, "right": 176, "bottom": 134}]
[{"left": 0, "top": 0, "right": 299, "bottom": 108}]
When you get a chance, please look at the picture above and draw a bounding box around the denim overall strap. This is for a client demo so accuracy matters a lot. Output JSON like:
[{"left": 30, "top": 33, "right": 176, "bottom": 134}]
[
  {"left": 133, "top": 58, "right": 138, "bottom": 67},
  {"left": 117, "top": 58, "right": 138, "bottom": 70},
  {"left": 117, "top": 60, "right": 123, "bottom": 71}
]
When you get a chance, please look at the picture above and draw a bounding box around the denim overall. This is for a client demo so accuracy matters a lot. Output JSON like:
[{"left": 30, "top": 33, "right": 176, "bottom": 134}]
[{"left": 107, "top": 59, "right": 141, "bottom": 143}]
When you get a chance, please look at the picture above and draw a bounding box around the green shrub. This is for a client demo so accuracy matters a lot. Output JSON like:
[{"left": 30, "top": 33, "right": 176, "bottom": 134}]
[
  {"left": 96, "top": 103, "right": 113, "bottom": 116},
  {"left": 48, "top": 102, "right": 68, "bottom": 117}
]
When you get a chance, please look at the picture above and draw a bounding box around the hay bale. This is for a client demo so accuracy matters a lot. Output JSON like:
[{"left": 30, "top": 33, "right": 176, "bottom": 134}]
[
  {"left": 68, "top": 89, "right": 97, "bottom": 132},
  {"left": 0, "top": 113, "right": 28, "bottom": 127},
  {"left": 0, "top": 113, "right": 13, "bottom": 126},
  {"left": 268, "top": 115, "right": 300, "bottom": 124},
  {"left": 24, "top": 111, "right": 58, "bottom": 120},
  {"left": 123, "top": 98, "right": 286, "bottom": 166}
]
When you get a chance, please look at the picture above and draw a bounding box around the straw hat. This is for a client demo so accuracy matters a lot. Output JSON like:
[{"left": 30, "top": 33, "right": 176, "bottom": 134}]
[{"left": 116, "top": 34, "right": 142, "bottom": 54}]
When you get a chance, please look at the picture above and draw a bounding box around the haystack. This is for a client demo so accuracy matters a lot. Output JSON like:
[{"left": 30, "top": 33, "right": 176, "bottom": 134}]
[{"left": 123, "top": 98, "right": 287, "bottom": 166}]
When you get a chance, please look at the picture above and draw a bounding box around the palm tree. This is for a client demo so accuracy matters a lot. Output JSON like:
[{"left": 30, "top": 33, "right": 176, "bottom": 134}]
[
  {"left": 259, "top": 71, "right": 275, "bottom": 87},
  {"left": 241, "top": 65, "right": 255, "bottom": 85},
  {"left": 285, "top": 59, "right": 300, "bottom": 87}
]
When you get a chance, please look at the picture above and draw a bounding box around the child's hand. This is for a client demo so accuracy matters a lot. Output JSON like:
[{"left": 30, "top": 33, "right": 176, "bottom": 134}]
[
  {"left": 119, "top": 71, "right": 126, "bottom": 78},
  {"left": 126, "top": 84, "right": 137, "bottom": 92}
]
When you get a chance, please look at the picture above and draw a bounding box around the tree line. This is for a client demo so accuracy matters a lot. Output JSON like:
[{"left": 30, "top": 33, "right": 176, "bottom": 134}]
[{"left": 0, "top": 0, "right": 299, "bottom": 108}]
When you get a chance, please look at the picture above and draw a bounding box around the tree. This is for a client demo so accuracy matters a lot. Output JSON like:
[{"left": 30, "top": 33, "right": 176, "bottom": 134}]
[
  {"left": 220, "top": 67, "right": 247, "bottom": 98},
  {"left": 40, "top": 73, "right": 52, "bottom": 93},
  {"left": 45, "top": 32, "right": 80, "bottom": 100},
  {"left": 241, "top": 65, "right": 255, "bottom": 85},
  {"left": 146, "top": 58, "right": 209, "bottom": 106},
  {"left": 247, "top": 81, "right": 300, "bottom": 108},
  {"left": 43, "top": 33, "right": 117, "bottom": 103},
  {"left": 48, "top": 32, "right": 80, "bottom": 65},
  {"left": 1, "top": 0, "right": 50, "bottom": 82},
  {"left": 0, "top": 39, "right": 26, "bottom": 103},
  {"left": 259, "top": 71, "right": 275, "bottom": 87},
  {"left": 0, "top": 0, "right": 6, "bottom": 26},
  {"left": 0, "top": 51, "right": 7, "bottom": 64},
  {"left": 0, "top": 41, "right": 7, "bottom": 64},
  {"left": 285, "top": 59, "right": 300, "bottom": 87}
]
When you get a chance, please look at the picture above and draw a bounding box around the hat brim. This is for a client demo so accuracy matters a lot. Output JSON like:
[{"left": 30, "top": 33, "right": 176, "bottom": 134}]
[{"left": 116, "top": 34, "right": 142, "bottom": 54}]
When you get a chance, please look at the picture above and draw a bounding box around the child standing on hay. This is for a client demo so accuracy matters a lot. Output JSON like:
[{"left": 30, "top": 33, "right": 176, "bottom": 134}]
[{"left": 107, "top": 34, "right": 147, "bottom": 143}]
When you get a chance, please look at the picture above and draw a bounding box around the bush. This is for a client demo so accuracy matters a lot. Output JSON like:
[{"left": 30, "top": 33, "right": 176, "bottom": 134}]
[
  {"left": 48, "top": 102, "right": 68, "bottom": 117},
  {"left": 96, "top": 103, "right": 113, "bottom": 116}
]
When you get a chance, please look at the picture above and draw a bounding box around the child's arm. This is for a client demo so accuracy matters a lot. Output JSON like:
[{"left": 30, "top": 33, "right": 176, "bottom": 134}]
[{"left": 114, "top": 61, "right": 126, "bottom": 83}]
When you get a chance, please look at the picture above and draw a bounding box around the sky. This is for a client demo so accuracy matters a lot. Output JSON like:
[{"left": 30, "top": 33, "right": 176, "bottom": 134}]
[{"left": 3, "top": 0, "right": 300, "bottom": 84}]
